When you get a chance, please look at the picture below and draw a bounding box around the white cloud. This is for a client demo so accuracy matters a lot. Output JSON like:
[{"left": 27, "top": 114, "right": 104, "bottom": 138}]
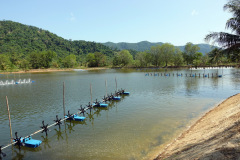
[
  {"left": 70, "top": 12, "right": 76, "bottom": 21},
  {"left": 191, "top": 9, "right": 199, "bottom": 16}
]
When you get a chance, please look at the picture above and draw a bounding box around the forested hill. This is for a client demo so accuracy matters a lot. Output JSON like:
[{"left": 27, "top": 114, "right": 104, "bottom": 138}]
[
  {"left": 0, "top": 20, "right": 114, "bottom": 57},
  {"left": 102, "top": 41, "right": 214, "bottom": 54}
]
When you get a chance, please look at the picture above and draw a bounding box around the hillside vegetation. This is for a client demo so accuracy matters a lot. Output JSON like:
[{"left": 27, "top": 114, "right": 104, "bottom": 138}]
[
  {"left": 102, "top": 41, "right": 214, "bottom": 54},
  {"left": 0, "top": 20, "right": 236, "bottom": 72},
  {"left": 0, "top": 20, "right": 114, "bottom": 57}
]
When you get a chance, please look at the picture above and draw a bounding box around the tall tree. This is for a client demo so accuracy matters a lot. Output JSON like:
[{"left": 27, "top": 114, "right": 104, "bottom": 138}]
[
  {"left": 150, "top": 45, "right": 162, "bottom": 66},
  {"left": 62, "top": 54, "right": 76, "bottom": 68},
  {"left": 0, "top": 54, "right": 11, "bottom": 70},
  {"left": 113, "top": 50, "right": 133, "bottom": 67},
  {"left": 135, "top": 52, "right": 147, "bottom": 67},
  {"left": 183, "top": 42, "right": 200, "bottom": 65},
  {"left": 173, "top": 48, "right": 184, "bottom": 66},
  {"left": 160, "top": 43, "right": 175, "bottom": 66}
]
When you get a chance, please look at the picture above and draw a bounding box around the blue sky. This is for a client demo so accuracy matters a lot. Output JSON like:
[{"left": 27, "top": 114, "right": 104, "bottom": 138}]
[{"left": 0, "top": 0, "right": 232, "bottom": 46}]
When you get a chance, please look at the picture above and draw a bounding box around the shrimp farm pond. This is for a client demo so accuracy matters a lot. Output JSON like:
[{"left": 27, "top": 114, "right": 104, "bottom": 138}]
[{"left": 0, "top": 68, "right": 240, "bottom": 160}]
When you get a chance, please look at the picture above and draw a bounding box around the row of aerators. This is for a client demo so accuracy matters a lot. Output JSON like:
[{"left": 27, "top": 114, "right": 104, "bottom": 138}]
[
  {"left": 0, "top": 79, "right": 34, "bottom": 85},
  {"left": 1, "top": 88, "right": 129, "bottom": 159},
  {"left": 145, "top": 73, "right": 223, "bottom": 78}
]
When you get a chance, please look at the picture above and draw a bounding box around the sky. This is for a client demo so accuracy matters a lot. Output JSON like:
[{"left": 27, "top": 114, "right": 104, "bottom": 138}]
[{"left": 0, "top": 0, "right": 232, "bottom": 46}]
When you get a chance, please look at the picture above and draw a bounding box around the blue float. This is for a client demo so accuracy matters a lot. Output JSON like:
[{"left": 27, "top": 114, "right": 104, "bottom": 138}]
[
  {"left": 14, "top": 136, "right": 42, "bottom": 148},
  {"left": 92, "top": 103, "right": 108, "bottom": 107},
  {"left": 64, "top": 114, "right": 86, "bottom": 121},
  {"left": 123, "top": 92, "right": 130, "bottom": 95},
  {"left": 23, "top": 136, "right": 42, "bottom": 148},
  {"left": 113, "top": 96, "right": 121, "bottom": 100}
]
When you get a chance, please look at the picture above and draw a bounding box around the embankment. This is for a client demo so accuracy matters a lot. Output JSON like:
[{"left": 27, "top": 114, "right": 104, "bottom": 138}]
[{"left": 155, "top": 93, "right": 240, "bottom": 160}]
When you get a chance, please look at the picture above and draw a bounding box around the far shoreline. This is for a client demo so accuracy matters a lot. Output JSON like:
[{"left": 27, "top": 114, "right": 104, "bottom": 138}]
[
  {"left": 0, "top": 65, "right": 237, "bottom": 74},
  {"left": 0, "top": 67, "right": 109, "bottom": 74}
]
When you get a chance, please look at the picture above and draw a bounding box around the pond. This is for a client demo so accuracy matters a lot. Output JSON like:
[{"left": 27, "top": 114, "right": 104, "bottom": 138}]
[{"left": 0, "top": 68, "right": 239, "bottom": 160}]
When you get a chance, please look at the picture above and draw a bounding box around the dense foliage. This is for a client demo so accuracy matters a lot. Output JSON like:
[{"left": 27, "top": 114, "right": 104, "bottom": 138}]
[{"left": 0, "top": 20, "right": 114, "bottom": 57}]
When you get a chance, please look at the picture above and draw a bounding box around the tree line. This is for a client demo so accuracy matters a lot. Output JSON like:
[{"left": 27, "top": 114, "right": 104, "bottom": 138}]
[{"left": 0, "top": 41, "right": 237, "bottom": 71}]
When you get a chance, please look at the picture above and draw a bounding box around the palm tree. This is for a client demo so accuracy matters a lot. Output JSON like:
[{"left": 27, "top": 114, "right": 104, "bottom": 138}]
[
  {"left": 208, "top": 48, "right": 223, "bottom": 65},
  {"left": 205, "top": 0, "right": 240, "bottom": 57}
]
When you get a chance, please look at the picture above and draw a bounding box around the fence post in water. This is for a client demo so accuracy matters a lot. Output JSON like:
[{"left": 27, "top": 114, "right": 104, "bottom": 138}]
[
  {"left": 105, "top": 79, "right": 107, "bottom": 97},
  {"left": 115, "top": 77, "right": 118, "bottom": 91},
  {"left": 63, "top": 82, "right": 66, "bottom": 116},
  {"left": 90, "top": 83, "right": 93, "bottom": 104},
  {"left": 208, "top": 73, "right": 209, "bottom": 78},
  {"left": 6, "top": 96, "right": 13, "bottom": 143},
  {"left": 199, "top": 73, "right": 200, "bottom": 77},
  {"left": 212, "top": 73, "right": 213, "bottom": 78}
]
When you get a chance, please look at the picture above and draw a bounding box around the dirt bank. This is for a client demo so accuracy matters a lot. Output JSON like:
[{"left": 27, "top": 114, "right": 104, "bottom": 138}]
[{"left": 155, "top": 93, "right": 240, "bottom": 160}]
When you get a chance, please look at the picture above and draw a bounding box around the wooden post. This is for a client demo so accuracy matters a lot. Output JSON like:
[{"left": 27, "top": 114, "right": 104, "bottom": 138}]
[
  {"left": 63, "top": 82, "right": 66, "bottom": 116},
  {"left": 105, "top": 79, "right": 107, "bottom": 97},
  {"left": 115, "top": 77, "right": 117, "bottom": 91},
  {"left": 90, "top": 83, "right": 93, "bottom": 104},
  {"left": 6, "top": 96, "right": 13, "bottom": 143}
]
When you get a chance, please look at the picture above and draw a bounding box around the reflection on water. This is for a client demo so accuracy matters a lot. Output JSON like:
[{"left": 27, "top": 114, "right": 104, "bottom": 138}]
[{"left": 0, "top": 68, "right": 239, "bottom": 160}]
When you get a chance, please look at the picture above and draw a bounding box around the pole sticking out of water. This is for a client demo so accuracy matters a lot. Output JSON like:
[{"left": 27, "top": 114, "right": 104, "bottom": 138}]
[
  {"left": 6, "top": 96, "right": 13, "bottom": 143},
  {"left": 63, "top": 82, "right": 66, "bottom": 116},
  {"left": 90, "top": 83, "right": 93, "bottom": 104},
  {"left": 105, "top": 79, "right": 107, "bottom": 97},
  {"left": 115, "top": 77, "right": 117, "bottom": 91}
]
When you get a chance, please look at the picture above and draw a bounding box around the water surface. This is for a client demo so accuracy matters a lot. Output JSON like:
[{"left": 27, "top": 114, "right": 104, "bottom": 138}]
[{"left": 0, "top": 68, "right": 239, "bottom": 159}]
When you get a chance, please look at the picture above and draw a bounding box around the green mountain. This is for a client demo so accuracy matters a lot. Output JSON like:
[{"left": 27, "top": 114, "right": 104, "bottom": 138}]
[
  {"left": 102, "top": 41, "right": 215, "bottom": 54},
  {"left": 0, "top": 20, "right": 114, "bottom": 57}
]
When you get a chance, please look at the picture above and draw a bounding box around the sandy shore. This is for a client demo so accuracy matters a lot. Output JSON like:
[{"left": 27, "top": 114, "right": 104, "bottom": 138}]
[
  {"left": 154, "top": 93, "right": 240, "bottom": 160},
  {"left": 0, "top": 67, "right": 109, "bottom": 74}
]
